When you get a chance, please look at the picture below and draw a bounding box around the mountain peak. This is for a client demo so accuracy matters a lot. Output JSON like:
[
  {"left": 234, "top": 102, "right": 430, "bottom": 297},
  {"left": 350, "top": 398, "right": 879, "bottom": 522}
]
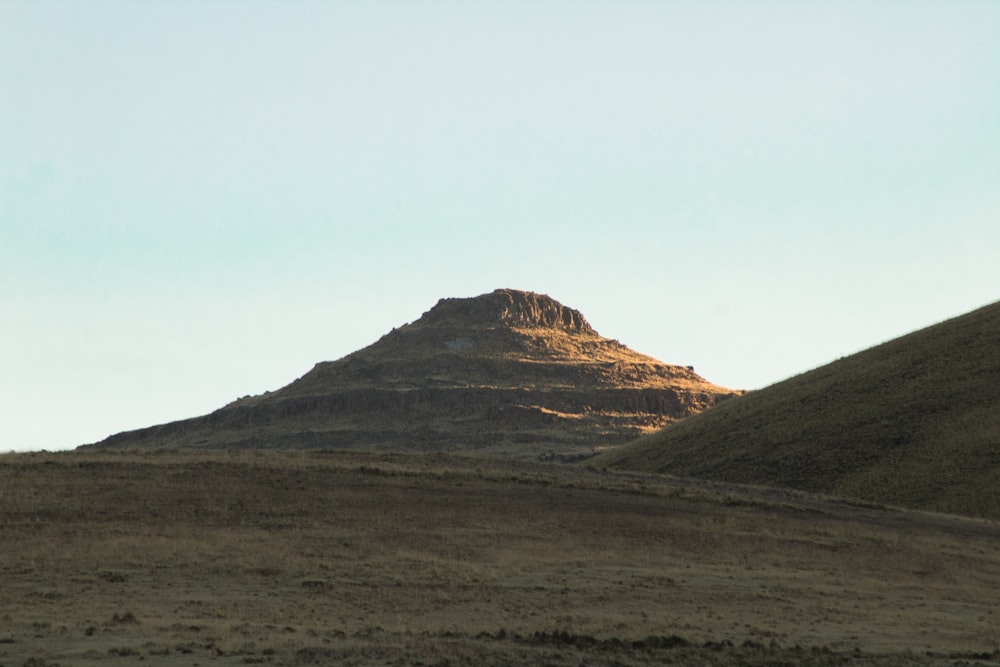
[
  {"left": 418, "top": 289, "right": 594, "bottom": 333},
  {"left": 87, "top": 289, "right": 740, "bottom": 458}
]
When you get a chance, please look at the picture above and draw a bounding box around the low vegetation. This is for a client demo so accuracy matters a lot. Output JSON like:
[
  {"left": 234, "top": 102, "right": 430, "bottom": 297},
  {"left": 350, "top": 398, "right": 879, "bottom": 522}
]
[{"left": 2, "top": 448, "right": 998, "bottom": 665}]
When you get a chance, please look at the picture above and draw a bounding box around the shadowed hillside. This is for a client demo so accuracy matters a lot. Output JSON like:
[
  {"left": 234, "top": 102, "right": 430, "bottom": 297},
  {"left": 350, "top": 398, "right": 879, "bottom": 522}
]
[
  {"left": 86, "top": 289, "right": 739, "bottom": 458},
  {"left": 595, "top": 300, "right": 1000, "bottom": 519}
]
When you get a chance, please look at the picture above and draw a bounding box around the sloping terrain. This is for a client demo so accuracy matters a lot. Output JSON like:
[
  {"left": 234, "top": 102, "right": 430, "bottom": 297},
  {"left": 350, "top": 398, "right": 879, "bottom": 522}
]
[
  {"left": 2, "top": 449, "right": 999, "bottom": 666},
  {"left": 595, "top": 300, "right": 1000, "bottom": 519},
  {"left": 86, "top": 289, "right": 739, "bottom": 458}
]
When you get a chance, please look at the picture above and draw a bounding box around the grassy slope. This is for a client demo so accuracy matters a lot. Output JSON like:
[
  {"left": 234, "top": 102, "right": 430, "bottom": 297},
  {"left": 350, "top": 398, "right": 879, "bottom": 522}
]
[
  {"left": 594, "top": 301, "right": 1000, "bottom": 519},
  {"left": 2, "top": 449, "right": 999, "bottom": 666}
]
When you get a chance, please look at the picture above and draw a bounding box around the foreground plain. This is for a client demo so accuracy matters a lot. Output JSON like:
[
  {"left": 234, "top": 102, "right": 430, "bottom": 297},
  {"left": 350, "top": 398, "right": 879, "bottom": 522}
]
[{"left": 1, "top": 450, "right": 999, "bottom": 666}]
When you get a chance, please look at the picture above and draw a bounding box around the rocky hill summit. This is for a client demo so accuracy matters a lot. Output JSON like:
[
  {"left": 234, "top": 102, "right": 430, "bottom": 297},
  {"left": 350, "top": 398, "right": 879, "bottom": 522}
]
[
  {"left": 87, "top": 289, "right": 741, "bottom": 458},
  {"left": 420, "top": 289, "right": 593, "bottom": 332}
]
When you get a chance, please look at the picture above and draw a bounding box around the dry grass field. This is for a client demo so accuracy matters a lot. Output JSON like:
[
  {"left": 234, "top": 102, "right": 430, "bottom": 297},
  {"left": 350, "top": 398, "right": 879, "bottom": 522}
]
[{"left": 2, "top": 449, "right": 999, "bottom": 666}]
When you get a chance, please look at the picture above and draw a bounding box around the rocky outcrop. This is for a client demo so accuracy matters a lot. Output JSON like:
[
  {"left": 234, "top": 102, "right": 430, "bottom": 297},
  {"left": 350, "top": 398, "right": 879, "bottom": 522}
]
[
  {"left": 419, "top": 289, "right": 593, "bottom": 332},
  {"left": 86, "top": 289, "right": 741, "bottom": 458}
]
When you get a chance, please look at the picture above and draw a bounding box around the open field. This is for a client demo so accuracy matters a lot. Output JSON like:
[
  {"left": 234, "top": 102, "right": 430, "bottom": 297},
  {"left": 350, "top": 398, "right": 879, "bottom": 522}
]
[{"left": 2, "top": 449, "right": 999, "bottom": 666}]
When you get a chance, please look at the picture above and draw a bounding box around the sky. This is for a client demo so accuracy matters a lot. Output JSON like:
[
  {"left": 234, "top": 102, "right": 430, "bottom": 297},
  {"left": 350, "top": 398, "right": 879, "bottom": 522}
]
[{"left": 2, "top": 1, "right": 999, "bottom": 452}]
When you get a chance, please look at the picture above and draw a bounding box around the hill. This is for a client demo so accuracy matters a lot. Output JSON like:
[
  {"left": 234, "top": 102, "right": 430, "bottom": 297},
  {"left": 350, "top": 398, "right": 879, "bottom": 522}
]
[
  {"left": 594, "top": 300, "right": 1000, "bottom": 519},
  {"left": 85, "top": 289, "right": 739, "bottom": 457}
]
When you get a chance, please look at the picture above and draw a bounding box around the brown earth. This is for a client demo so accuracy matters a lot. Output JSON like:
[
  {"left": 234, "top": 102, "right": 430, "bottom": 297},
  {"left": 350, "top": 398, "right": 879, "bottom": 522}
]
[
  {"left": 2, "top": 449, "right": 999, "bottom": 666},
  {"left": 86, "top": 289, "right": 740, "bottom": 458},
  {"left": 595, "top": 300, "right": 1000, "bottom": 520}
]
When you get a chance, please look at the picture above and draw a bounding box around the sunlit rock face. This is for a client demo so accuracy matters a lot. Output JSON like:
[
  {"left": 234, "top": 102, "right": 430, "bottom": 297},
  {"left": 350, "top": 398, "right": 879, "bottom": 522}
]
[
  {"left": 421, "top": 289, "right": 594, "bottom": 332},
  {"left": 88, "top": 289, "right": 741, "bottom": 459}
]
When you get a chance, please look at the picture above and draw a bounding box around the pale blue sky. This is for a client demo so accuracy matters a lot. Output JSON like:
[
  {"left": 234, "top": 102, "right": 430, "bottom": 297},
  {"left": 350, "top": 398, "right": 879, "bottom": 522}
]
[{"left": 2, "top": 1, "right": 998, "bottom": 451}]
